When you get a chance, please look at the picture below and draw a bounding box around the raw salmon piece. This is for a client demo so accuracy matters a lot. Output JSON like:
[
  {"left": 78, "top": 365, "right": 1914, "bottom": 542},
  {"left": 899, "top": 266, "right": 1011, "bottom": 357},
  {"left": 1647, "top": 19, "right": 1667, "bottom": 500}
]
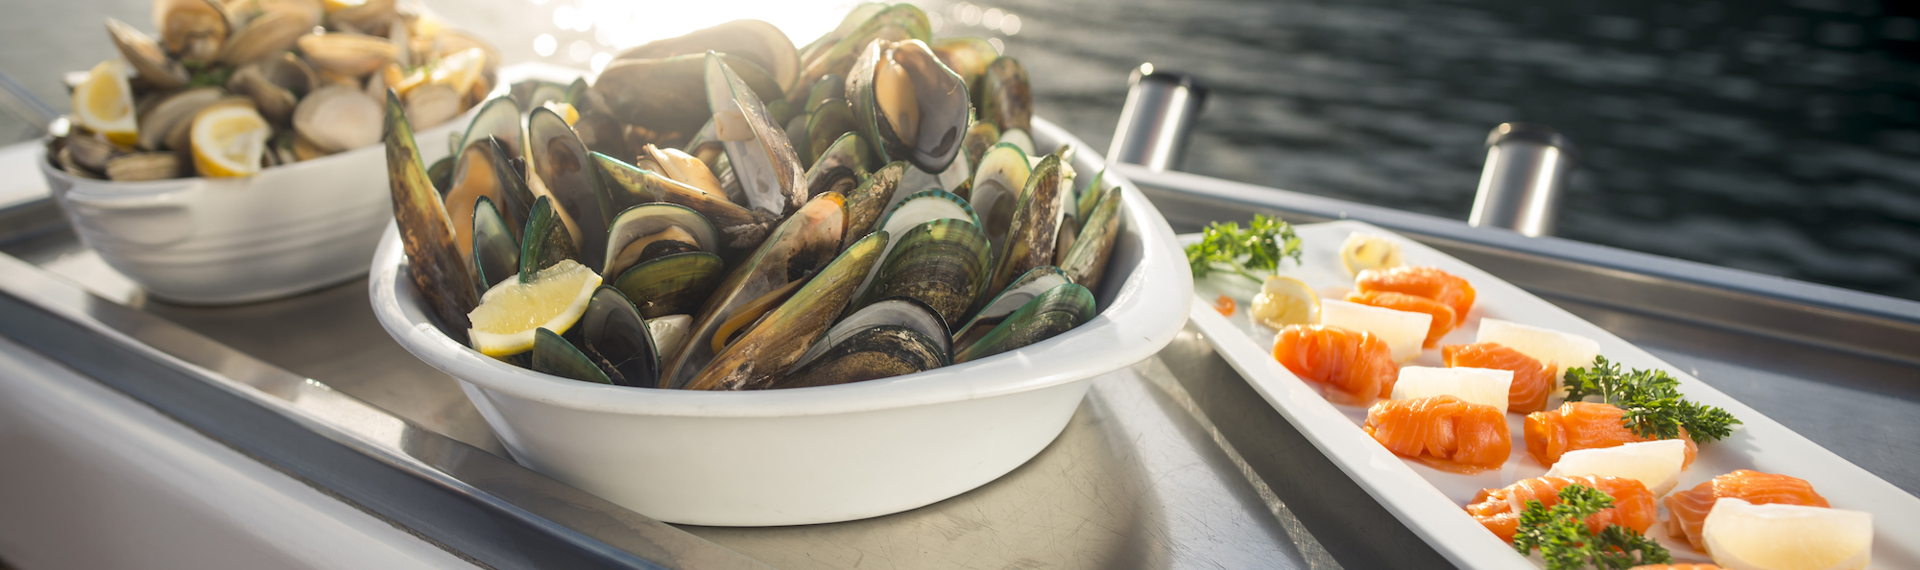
[
  {"left": 1664, "top": 469, "right": 1829, "bottom": 552},
  {"left": 1346, "top": 290, "right": 1456, "bottom": 348},
  {"left": 1363, "top": 395, "right": 1511, "bottom": 472},
  {"left": 1272, "top": 324, "right": 1398, "bottom": 406},
  {"left": 1444, "top": 342, "right": 1555, "bottom": 413},
  {"left": 1629, "top": 565, "right": 1723, "bottom": 570},
  {"left": 1524, "top": 401, "right": 1698, "bottom": 468},
  {"left": 1466, "top": 475, "right": 1657, "bottom": 542},
  {"left": 1355, "top": 266, "right": 1476, "bottom": 326}
]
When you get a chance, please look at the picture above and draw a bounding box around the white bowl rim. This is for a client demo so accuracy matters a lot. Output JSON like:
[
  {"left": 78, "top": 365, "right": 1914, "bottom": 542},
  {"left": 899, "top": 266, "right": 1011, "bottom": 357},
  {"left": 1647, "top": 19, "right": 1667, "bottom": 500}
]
[{"left": 369, "top": 117, "right": 1193, "bottom": 418}]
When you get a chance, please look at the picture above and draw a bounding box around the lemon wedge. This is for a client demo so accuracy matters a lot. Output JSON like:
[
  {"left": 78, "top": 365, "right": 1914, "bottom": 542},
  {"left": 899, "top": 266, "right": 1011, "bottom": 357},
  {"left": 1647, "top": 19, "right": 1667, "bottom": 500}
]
[
  {"left": 1320, "top": 299, "right": 1431, "bottom": 362},
  {"left": 1340, "top": 232, "right": 1403, "bottom": 276},
  {"left": 189, "top": 104, "right": 271, "bottom": 178},
  {"left": 1544, "top": 439, "right": 1688, "bottom": 495},
  {"left": 1704, "top": 498, "right": 1871, "bottom": 570},
  {"left": 72, "top": 60, "right": 138, "bottom": 147},
  {"left": 431, "top": 47, "right": 487, "bottom": 97},
  {"left": 544, "top": 101, "right": 580, "bottom": 126},
  {"left": 1391, "top": 366, "right": 1512, "bottom": 411},
  {"left": 468, "top": 259, "right": 602, "bottom": 357},
  {"left": 1250, "top": 275, "right": 1319, "bottom": 329}
]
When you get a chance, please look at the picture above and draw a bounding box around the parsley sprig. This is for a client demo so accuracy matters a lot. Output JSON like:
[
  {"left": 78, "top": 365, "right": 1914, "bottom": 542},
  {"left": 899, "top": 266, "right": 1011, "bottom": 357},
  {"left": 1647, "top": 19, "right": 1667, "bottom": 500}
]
[
  {"left": 1185, "top": 214, "right": 1303, "bottom": 281},
  {"left": 1513, "top": 484, "right": 1671, "bottom": 570},
  {"left": 1562, "top": 356, "right": 1741, "bottom": 442}
]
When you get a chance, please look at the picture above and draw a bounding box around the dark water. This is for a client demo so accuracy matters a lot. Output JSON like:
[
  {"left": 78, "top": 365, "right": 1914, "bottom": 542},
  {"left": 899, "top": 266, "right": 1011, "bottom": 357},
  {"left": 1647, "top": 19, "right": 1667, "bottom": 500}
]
[{"left": 5, "top": 0, "right": 1917, "bottom": 301}]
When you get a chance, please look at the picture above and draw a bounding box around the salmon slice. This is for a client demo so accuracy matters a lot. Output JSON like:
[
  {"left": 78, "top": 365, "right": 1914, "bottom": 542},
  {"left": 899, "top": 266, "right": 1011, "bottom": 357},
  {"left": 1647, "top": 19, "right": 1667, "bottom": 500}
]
[
  {"left": 1272, "top": 324, "right": 1398, "bottom": 406},
  {"left": 1444, "top": 342, "right": 1555, "bottom": 413},
  {"left": 1664, "top": 469, "right": 1829, "bottom": 552},
  {"left": 1466, "top": 475, "right": 1657, "bottom": 542},
  {"left": 1524, "top": 401, "right": 1698, "bottom": 467},
  {"left": 1628, "top": 565, "right": 1723, "bottom": 570},
  {"left": 1363, "top": 395, "right": 1511, "bottom": 472},
  {"left": 1346, "top": 290, "right": 1456, "bottom": 348},
  {"left": 1355, "top": 266, "right": 1476, "bottom": 326}
]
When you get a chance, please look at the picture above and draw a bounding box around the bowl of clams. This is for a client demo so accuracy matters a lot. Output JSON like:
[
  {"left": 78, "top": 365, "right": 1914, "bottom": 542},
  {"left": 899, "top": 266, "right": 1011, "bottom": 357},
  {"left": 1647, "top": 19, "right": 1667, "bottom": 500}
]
[
  {"left": 371, "top": 5, "right": 1192, "bottom": 526},
  {"left": 39, "top": 0, "right": 494, "bottom": 304}
]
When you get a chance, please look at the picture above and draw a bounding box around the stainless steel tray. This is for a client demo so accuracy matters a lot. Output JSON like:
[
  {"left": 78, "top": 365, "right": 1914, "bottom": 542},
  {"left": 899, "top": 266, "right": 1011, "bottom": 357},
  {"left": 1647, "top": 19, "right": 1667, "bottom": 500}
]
[{"left": 4, "top": 157, "right": 1916, "bottom": 569}]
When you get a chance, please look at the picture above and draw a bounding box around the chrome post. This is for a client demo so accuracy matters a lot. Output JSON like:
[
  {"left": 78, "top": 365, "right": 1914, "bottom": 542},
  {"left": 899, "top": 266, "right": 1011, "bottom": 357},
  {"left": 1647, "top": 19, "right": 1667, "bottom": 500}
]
[
  {"left": 1107, "top": 63, "right": 1207, "bottom": 171},
  {"left": 1469, "top": 123, "right": 1577, "bottom": 237}
]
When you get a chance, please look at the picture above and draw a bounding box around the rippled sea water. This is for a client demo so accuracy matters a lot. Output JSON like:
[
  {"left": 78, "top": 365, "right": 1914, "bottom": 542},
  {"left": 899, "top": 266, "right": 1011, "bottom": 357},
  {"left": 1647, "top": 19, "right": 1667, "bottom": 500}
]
[{"left": 5, "top": 0, "right": 1916, "bottom": 301}]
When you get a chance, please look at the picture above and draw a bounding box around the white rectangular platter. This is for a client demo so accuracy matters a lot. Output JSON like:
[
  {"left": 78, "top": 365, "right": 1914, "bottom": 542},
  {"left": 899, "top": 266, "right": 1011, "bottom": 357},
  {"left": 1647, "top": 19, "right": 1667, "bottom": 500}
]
[{"left": 1184, "top": 220, "right": 1920, "bottom": 569}]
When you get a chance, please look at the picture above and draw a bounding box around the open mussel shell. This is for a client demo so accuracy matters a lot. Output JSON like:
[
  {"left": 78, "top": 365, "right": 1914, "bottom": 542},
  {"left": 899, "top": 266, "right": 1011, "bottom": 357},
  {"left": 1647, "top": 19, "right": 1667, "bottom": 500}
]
[
  {"left": 1078, "top": 167, "right": 1111, "bottom": 226},
  {"left": 803, "top": 74, "right": 847, "bottom": 113},
  {"left": 447, "top": 136, "right": 535, "bottom": 260},
  {"left": 614, "top": 19, "right": 800, "bottom": 95},
  {"left": 577, "top": 287, "right": 663, "bottom": 388},
  {"left": 662, "top": 191, "right": 847, "bottom": 388},
  {"left": 1060, "top": 186, "right": 1123, "bottom": 294},
  {"left": 852, "top": 218, "right": 991, "bottom": 327},
  {"left": 849, "top": 188, "right": 980, "bottom": 303},
  {"left": 686, "top": 230, "right": 889, "bottom": 391},
  {"left": 706, "top": 52, "right": 808, "bottom": 217},
  {"left": 803, "top": 131, "right": 870, "bottom": 198},
  {"left": 519, "top": 195, "right": 579, "bottom": 281},
  {"left": 987, "top": 154, "right": 1066, "bottom": 295},
  {"left": 107, "top": 18, "right": 187, "bottom": 90},
  {"left": 531, "top": 328, "right": 613, "bottom": 385},
  {"left": 960, "top": 121, "right": 1001, "bottom": 187},
  {"left": 603, "top": 203, "right": 720, "bottom": 279},
  {"left": 614, "top": 252, "right": 725, "bottom": 320},
  {"left": 976, "top": 56, "right": 1032, "bottom": 133},
  {"left": 930, "top": 37, "right": 998, "bottom": 96},
  {"left": 526, "top": 106, "right": 611, "bottom": 272},
  {"left": 594, "top": 52, "right": 779, "bottom": 141},
  {"left": 594, "top": 153, "right": 778, "bottom": 251},
  {"left": 968, "top": 142, "right": 1031, "bottom": 257},
  {"left": 998, "top": 128, "right": 1036, "bottom": 157},
  {"left": 804, "top": 98, "right": 858, "bottom": 166},
  {"left": 840, "top": 160, "right": 904, "bottom": 250},
  {"left": 793, "top": 3, "right": 930, "bottom": 102},
  {"left": 774, "top": 325, "right": 948, "bottom": 390},
  {"left": 792, "top": 296, "right": 950, "bottom": 373},
  {"left": 471, "top": 196, "right": 519, "bottom": 291},
  {"left": 953, "top": 282, "right": 1095, "bottom": 364},
  {"left": 385, "top": 90, "right": 476, "bottom": 342},
  {"left": 953, "top": 265, "right": 1070, "bottom": 354},
  {"left": 848, "top": 39, "right": 970, "bottom": 174},
  {"left": 458, "top": 96, "right": 524, "bottom": 161}
]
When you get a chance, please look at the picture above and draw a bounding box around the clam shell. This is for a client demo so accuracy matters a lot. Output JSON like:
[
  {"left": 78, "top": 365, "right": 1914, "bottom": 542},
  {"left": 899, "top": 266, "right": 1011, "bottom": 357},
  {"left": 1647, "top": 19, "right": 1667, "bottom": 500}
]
[
  {"left": 154, "top": 0, "right": 232, "bottom": 62},
  {"left": 104, "top": 152, "right": 183, "bottom": 181},
  {"left": 219, "top": 7, "right": 315, "bottom": 65},
  {"left": 297, "top": 32, "right": 398, "bottom": 78},
  {"left": 106, "top": 18, "right": 187, "bottom": 90},
  {"left": 294, "top": 85, "right": 382, "bottom": 153}
]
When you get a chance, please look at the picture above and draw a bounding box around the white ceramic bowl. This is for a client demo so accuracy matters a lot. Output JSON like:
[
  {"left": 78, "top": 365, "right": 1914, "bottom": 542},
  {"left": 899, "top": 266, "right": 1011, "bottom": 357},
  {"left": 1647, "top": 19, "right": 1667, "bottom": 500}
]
[
  {"left": 370, "top": 118, "right": 1193, "bottom": 526},
  {"left": 39, "top": 106, "right": 475, "bottom": 305}
]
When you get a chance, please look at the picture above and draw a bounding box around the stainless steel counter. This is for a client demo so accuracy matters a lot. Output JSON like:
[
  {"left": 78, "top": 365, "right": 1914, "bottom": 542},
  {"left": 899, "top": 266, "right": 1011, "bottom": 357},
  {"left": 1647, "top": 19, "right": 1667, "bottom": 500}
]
[{"left": 3, "top": 160, "right": 1917, "bottom": 569}]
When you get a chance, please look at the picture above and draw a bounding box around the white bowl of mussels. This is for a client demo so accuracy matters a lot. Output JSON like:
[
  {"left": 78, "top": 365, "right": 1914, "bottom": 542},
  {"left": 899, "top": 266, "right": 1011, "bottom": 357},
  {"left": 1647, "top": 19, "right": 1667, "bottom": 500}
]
[{"left": 373, "top": 13, "right": 1190, "bottom": 526}]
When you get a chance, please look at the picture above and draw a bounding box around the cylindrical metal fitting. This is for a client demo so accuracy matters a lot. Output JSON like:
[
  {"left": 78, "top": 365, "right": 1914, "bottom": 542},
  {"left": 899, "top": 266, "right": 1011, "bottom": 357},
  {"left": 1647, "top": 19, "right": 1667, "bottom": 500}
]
[
  {"left": 1469, "top": 123, "right": 1578, "bottom": 237},
  {"left": 1107, "top": 63, "right": 1208, "bottom": 171}
]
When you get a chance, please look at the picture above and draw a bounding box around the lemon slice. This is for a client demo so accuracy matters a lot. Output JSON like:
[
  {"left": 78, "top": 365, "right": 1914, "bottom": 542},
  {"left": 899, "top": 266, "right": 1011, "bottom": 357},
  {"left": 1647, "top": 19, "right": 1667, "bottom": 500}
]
[
  {"left": 1250, "top": 275, "right": 1319, "bottom": 329},
  {"left": 73, "top": 60, "right": 138, "bottom": 147},
  {"left": 544, "top": 101, "right": 580, "bottom": 126},
  {"left": 189, "top": 105, "right": 271, "bottom": 178},
  {"left": 1704, "top": 498, "right": 1871, "bottom": 570},
  {"left": 1544, "top": 439, "right": 1688, "bottom": 495},
  {"left": 1320, "top": 299, "right": 1430, "bottom": 363},
  {"left": 1340, "top": 232, "right": 1403, "bottom": 276},
  {"left": 1391, "top": 366, "right": 1513, "bottom": 411},
  {"left": 431, "top": 47, "right": 487, "bottom": 97},
  {"left": 468, "top": 259, "right": 602, "bottom": 357}
]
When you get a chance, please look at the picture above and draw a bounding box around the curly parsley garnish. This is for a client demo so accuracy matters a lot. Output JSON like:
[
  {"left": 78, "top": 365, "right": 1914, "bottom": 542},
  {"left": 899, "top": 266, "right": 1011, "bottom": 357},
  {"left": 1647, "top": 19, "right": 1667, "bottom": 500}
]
[
  {"left": 1513, "top": 484, "right": 1671, "bottom": 570},
  {"left": 1185, "top": 214, "right": 1302, "bottom": 281},
  {"left": 1562, "top": 356, "right": 1740, "bottom": 442}
]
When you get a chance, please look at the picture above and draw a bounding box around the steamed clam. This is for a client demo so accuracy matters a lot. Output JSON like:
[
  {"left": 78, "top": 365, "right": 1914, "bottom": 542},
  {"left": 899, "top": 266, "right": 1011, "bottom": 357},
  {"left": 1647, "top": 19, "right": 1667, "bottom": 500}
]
[
  {"left": 54, "top": 0, "right": 495, "bottom": 181},
  {"left": 382, "top": 7, "right": 1123, "bottom": 392}
]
